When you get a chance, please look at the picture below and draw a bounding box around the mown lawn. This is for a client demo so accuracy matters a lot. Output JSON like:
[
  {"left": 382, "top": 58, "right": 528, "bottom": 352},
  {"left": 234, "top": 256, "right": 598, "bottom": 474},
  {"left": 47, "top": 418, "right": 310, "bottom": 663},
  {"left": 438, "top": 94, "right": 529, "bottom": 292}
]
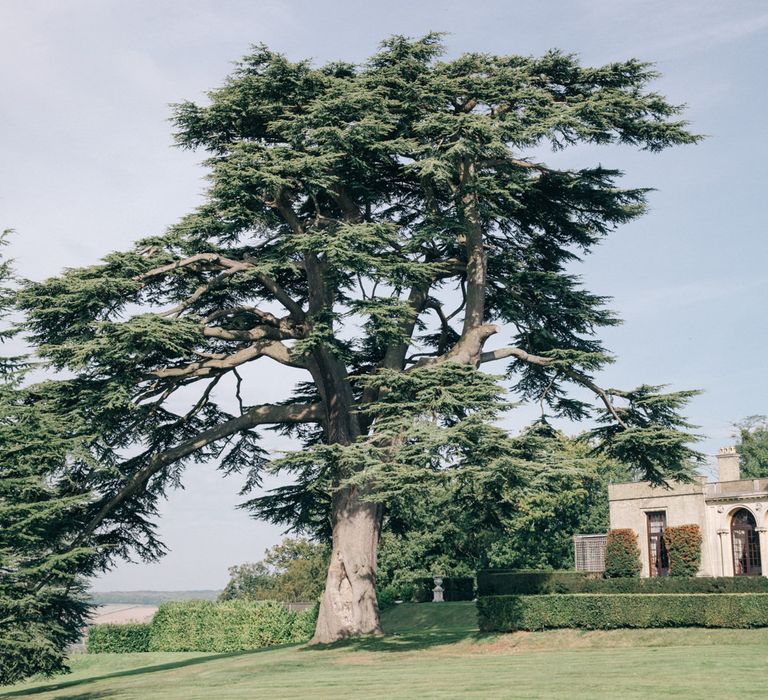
[{"left": 4, "top": 602, "right": 768, "bottom": 699}]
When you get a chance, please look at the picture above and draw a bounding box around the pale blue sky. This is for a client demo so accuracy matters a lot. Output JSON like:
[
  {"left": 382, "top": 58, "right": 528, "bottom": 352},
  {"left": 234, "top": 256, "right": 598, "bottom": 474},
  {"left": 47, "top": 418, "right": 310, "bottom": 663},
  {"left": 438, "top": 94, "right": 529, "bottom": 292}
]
[{"left": 1, "top": 1, "right": 766, "bottom": 590}]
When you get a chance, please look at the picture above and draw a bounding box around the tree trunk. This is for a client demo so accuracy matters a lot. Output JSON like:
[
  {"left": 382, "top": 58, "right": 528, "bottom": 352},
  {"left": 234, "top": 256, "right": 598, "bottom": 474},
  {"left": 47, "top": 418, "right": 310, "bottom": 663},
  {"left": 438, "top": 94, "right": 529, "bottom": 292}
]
[{"left": 311, "top": 485, "right": 383, "bottom": 644}]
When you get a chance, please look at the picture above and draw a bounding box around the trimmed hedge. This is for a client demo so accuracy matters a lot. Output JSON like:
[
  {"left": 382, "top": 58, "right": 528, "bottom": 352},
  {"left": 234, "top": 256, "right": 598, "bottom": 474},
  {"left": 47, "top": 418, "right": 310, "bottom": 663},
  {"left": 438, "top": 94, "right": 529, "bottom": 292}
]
[
  {"left": 604, "top": 529, "right": 641, "bottom": 578},
  {"left": 477, "top": 570, "right": 591, "bottom": 596},
  {"left": 664, "top": 524, "right": 702, "bottom": 577},
  {"left": 477, "top": 570, "right": 768, "bottom": 595},
  {"left": 411, "top": 577, "right": 475, "bottom": 602},
  {"left": 478, "top": 593, "right": 768, "bottom": 631},
  {"left": 86, "top": 601, "right": 319, "bottom": 654},
  {"left": 87, "top": 623, "right": 151, "bottom": 653},
  {"left": 148, "top": 600, "right": 316, "bottom": 652}
]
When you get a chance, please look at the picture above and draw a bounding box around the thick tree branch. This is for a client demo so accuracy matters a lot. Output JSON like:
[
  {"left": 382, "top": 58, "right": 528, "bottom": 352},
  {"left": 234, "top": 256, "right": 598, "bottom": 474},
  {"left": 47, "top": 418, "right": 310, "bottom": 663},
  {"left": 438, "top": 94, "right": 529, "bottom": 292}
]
[
  {"left": 73, "top": 402, "right": 324, "bottom": 546},
  {"left": 152, "top": 340, "right": 305, "bottom": 377},
  {"left": 479, "top": 345, "right": 628, "bottom": 428},
  {"left": 205, "top": 306, "right": 281, "bottom": 327},
  {"left": 458, "top": 159, "right": 487, "bottom": 335},
  {"left": 329, "top": 188, "right": 364, "bottom": 223},
  {"left": 478, "top": 346, "right": 552, "bottom": 366},
  {"left": 138, "top": 252, "right": 306, "bottom": 322},
  {"left": 138, "top": 253, "right": 251, "bottom": 280},
  {"left": 252, "top": 270, "right": 306, "bottom": 321},
  {"left": 202, "top": 324, "right": 299, "bottom": 343}
]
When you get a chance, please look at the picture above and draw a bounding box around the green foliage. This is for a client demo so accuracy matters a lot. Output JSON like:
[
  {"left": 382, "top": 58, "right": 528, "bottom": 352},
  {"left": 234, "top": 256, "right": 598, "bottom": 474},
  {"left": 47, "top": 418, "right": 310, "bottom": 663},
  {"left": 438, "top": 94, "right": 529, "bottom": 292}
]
[
  {"left": 377, "top": 425, "right": 629, "bottom": 592},
  {"left": 148, "top": 599, "right": 313, "bottom": 652},
  {"left": 87, "top": 624, "right": 151, "bottom": 653},
  {"left": 0, "top": 234, "right": 94, "bottom": 686},
  {"left": 663, "top": 524, "right": 702, "bottom": 577},
  {"left": 735, "top": 416, "right": 768, "bottom": 479},
  {"left": 477, "top": 594, "right": 768, "bottom": 631},
  {"left": 603, "top": 529, "right": 641, "bottom": 578},
  {"left": 477, "top": 571, "right": 768, "bottom": 595},
  {"left": 7, "top": 36, "right": 703, "bottom": 645},
  {"left": 219, "top": 538, "right": 327, "bottom": 602},
  {"left": 292, "top": 604, "right": 321, "bottom": 641},
  {"left": 477, "top": 570, "right": 594, "bottom": 596},
  {"left": 410, "top": 577, "right": 475, "bottom": 602}
]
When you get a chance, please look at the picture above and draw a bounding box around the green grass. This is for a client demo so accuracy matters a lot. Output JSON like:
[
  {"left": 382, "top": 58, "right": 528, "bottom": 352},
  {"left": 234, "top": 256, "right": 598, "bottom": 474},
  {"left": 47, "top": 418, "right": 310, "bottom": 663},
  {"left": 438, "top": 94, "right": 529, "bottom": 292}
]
[{"left": 4, "top": 602, "right": 768, "bottom": 699}]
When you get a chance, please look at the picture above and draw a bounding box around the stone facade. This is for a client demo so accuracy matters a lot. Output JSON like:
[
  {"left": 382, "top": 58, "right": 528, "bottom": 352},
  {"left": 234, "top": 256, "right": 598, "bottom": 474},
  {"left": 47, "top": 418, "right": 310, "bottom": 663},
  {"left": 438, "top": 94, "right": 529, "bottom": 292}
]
[{"left": 607, "top": 448, "right": 768, "bottom": 577}]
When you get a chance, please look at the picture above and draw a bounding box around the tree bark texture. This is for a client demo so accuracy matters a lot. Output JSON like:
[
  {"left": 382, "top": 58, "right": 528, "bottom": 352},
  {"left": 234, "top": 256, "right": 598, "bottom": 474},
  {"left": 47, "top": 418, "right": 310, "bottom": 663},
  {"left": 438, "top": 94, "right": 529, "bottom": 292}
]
[{"left": 312, "top": 485, "right": 383, "bottom": 643}]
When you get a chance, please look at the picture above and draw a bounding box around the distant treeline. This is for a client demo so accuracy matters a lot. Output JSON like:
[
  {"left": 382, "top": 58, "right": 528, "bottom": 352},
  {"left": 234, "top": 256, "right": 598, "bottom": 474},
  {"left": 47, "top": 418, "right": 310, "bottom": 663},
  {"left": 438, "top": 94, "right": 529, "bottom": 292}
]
[{"left": 88, "top": 590, "right": 221, "bottom": 605}]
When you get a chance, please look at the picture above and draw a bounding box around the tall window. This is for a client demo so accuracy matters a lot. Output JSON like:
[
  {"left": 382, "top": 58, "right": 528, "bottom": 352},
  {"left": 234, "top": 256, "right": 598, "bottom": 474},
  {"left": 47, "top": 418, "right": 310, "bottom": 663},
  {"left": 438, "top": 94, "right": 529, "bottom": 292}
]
[
  {"left": 646, "top": 511, "right": 669, "bottom": 577},
  {"left": 731, "top": 509, "right": 762, "bottom": 576}
]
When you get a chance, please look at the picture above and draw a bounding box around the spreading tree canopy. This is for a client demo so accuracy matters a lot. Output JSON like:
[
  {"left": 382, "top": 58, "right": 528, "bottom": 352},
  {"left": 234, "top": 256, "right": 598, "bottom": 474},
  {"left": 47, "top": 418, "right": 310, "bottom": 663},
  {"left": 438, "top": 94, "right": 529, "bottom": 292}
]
[{"left": 16, "top": 35, "right": 702, "bottom": 643}]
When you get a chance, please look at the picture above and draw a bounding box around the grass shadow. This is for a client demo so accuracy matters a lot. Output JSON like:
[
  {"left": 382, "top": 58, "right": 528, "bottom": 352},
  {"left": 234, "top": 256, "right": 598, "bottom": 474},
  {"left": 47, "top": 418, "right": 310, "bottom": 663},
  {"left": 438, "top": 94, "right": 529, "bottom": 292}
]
[
  {"left": 0, "top": 648, "right": 277, "bottom": 698},
  {"left": 312, "top": 628, "right": 488, "bottom": 653},
  {"left": 301, "top": 601, "right": 485, "bottom": 654}
]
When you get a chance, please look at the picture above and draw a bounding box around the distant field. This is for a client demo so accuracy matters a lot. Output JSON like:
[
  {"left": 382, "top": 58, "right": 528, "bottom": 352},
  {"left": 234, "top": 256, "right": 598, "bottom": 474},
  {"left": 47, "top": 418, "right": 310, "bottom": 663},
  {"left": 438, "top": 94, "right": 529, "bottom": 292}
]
[
  {"left": 88, "top": 604, "right": 158, "bottom": 625},
  {"left": 87, "top": 590, "right": 221, "bottom": 605},
  {"left": 5, "top": 603, "right": 768, "bottom": 699}
]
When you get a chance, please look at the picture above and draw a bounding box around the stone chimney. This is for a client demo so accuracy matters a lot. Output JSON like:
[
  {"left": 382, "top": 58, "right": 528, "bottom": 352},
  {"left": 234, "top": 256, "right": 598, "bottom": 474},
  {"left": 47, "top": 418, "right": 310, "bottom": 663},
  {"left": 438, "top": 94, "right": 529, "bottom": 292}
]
[{"left": 717, "top": 446, "right": 740, "bottom": 482}]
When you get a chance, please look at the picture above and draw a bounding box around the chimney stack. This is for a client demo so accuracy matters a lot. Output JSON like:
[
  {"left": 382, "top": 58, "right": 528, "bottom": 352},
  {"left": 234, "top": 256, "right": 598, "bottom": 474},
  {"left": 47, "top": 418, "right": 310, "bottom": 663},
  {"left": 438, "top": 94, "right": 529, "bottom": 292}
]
[{"left": 717, "top": 446, "right": 740, "bottom": 482}]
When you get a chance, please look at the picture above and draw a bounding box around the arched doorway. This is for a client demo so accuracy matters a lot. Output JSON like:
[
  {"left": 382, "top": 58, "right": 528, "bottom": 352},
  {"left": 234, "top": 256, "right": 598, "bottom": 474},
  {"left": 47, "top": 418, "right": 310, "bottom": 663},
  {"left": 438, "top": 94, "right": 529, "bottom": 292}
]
[{"left": 731, "top": 509, "right": 762, "bottom": 576}]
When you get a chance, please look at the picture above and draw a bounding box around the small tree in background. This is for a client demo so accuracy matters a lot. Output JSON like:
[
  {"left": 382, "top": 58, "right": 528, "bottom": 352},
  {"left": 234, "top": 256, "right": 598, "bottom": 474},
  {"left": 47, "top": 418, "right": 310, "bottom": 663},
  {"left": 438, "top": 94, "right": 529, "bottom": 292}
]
[
  {"left": 604, "top": 529, "right": 641, "bottom": 578},
  {"left": 219, "top": 538, "right": 328, "bottom": 602},
  {"left": 664, "top": 524, "right": 702, "bottom": 577},
  {"left": 735, "top": 416, "right": 768, "bottom": 479},
  {"left": 377, "top": 425, "right": 630, "bottom": 590}
]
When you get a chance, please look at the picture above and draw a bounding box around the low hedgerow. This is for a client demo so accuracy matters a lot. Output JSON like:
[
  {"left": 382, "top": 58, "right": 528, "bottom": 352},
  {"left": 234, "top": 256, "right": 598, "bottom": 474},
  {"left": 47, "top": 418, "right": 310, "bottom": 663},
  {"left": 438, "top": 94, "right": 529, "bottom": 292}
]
[
  {"left": 477, "top": 570, "right": 593, "bottom": 596},
  {"left": 86, "top": 623, "right": 151, "bottom": 653},
  {"left": 148, "top": 599, "right": 317, "bottom": 652},
  {"left": 477, "top": 593, "right": 768, "bottom": 631},
  {"left": 476, "top": 570, "right": 768, "bottom": 595}
]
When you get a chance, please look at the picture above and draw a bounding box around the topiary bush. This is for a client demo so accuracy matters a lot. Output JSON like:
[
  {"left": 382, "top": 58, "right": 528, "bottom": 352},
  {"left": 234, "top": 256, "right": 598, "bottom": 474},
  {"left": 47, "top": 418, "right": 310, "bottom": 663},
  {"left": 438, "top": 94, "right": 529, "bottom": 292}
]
[
  {"left": 477, "top": 593, "right": 768, "bottom": 631},
  {"left": 87, "top": 623, "right": 151, "bottom": 653},
  {"left": 149, "top": 600, "right": 307, "bottom": 652},
  {"left": 604, "top": 529, "right": 641, "bottom": 578},
  {"left": 664, "top": 524, "right": 702, "bottom": 577}
]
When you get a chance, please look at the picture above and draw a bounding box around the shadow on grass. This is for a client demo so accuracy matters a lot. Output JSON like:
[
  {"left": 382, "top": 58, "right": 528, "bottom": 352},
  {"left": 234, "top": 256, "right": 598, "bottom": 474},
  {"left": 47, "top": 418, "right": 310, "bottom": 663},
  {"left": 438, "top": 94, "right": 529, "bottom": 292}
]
[
  {"left": 0, "top": 648, "right": 278, "bottom": 698},
  {"left": 45, "top": 693, "right": 118, "bottom": 700},
  {"left": 306, "top": 627, "right": 485, "bottom": 653}
]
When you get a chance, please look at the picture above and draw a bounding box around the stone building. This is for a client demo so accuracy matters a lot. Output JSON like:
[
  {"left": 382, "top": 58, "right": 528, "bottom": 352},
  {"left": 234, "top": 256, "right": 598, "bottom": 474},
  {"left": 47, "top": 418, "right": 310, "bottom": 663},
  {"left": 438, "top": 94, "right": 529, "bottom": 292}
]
[{"left": 606, "top": 447, "right": 768, "bottom": 577}]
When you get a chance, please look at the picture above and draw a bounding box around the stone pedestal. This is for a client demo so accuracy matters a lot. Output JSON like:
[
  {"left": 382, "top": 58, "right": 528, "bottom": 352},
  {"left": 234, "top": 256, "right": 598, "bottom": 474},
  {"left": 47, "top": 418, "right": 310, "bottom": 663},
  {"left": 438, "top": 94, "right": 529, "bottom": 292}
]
[{"left": 432, "top": 577, "right": 444, "bottom": 603}]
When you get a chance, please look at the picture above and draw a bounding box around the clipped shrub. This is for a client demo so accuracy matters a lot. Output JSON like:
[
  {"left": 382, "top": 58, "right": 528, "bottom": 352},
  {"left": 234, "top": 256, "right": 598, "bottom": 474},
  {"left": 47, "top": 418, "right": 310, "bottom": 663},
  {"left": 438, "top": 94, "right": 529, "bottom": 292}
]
[
  {"left": 664, "top": 524, "right": 702, "bottom": 577},
  {"left": 149, "top": 600, "right": 302, "bottom": 652},
  {"left": 476, "top": 570, "right": 592, "bottom": 596},
  {"left": 411, "top": 577, "right": 475, "bottom": 602},
  {"left": 477, "top": 570, "right": 768, "bottom": 595},
  {"left": 604, "top": 529, "right": 641, "bottom": 578},
  {"left": 477, "top": 593, "right": 768, "bottom": 632},
  {"left": 87, "top": 623, "right": 151, "bottom": 653}
]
